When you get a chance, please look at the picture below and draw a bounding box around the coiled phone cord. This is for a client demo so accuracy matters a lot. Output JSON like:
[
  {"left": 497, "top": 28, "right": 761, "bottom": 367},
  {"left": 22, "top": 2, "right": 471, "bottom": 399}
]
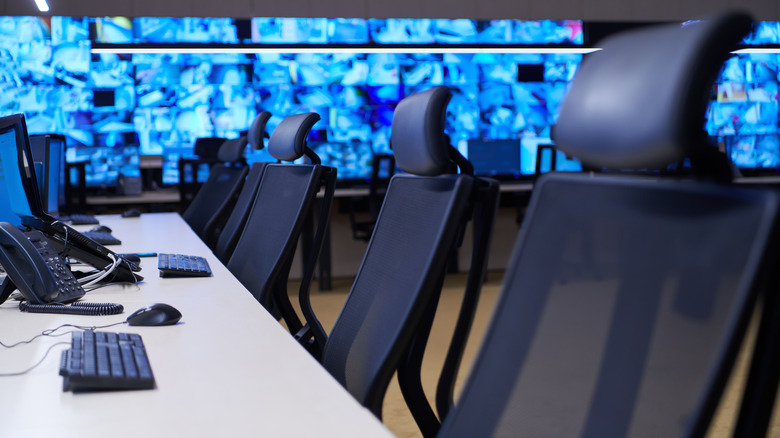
[{"left": 19, "top": 301, "right": 124, "bottom": 316}]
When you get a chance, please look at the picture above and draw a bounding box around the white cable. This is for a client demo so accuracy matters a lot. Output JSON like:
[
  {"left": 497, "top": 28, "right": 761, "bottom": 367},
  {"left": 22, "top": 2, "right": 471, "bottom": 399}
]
[
  {"left": 78, "top": 254, "right": 118, "bottom": 285},
  {"left": 79, "top": 254, "right": 119, "bottom": 287}
]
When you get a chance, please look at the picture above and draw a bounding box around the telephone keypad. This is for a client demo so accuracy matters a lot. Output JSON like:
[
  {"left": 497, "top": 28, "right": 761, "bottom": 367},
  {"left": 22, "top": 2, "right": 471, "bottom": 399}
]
[{"left": 41, "top": 247, "right": 85, "bottom": 301}]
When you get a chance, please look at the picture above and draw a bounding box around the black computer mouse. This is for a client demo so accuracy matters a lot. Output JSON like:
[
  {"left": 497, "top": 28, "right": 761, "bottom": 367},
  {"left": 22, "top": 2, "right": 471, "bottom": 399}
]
[
  {"left": 126, "top": 303, "right": 182, "bottom": 326},
  {"left": 120, "top": 253, "right": 142, "bottom": 265},
  {"left": 121, "top": 208, "right": 142, "bottom": 218},
  {"left": 90, "top": 224, "right": 113, "bottom": 233}
]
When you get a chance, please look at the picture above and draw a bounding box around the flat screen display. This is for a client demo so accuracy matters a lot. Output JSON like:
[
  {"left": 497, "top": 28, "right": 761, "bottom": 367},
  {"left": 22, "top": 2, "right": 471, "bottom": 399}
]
[{"left": 0, "top": 16, "right": 774, "bottom": 187}]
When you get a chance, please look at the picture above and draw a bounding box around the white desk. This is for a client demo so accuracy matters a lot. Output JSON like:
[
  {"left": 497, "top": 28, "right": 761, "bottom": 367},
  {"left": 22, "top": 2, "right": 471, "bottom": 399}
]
[{"left": 0, "top": 213, "right": 393, "bottom": 438}]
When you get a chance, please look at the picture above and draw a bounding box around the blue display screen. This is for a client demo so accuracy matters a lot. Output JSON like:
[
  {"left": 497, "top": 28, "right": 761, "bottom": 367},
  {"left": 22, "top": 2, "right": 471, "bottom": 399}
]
[
  {"left": 0, "top": 16, "right": 776, "bottom": 187},
  {"left": 706, "top": 50, "right": 780, "bottom": 174},
  {"left": 0, "top": 129, "right": 26, "bottom": 225}
]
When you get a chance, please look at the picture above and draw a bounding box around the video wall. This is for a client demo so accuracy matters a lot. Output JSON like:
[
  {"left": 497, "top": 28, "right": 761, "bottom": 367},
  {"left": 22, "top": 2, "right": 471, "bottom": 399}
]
[
  {"left": 0, "top": 16, "right": 585, "bottom": 188},
  {"left": 706, "top": 21, "right": 780, "bottom": 174},
  {"left": 0, "top": 16, "right": 777, "bottom": 190}
]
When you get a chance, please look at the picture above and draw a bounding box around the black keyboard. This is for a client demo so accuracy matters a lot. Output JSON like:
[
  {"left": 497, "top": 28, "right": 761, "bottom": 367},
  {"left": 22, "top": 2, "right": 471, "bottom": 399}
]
[
  {"left": 62, "top": 214, "right": 100, "bottom": 225},
  {"left": 82, "top": 230, "right": 121, "bottom": 246},
  {"left": 59, "top": 330, "right": 155, "bottom": 391},
  {"left": 158, "top": 253, "right": 212, "bottom": 277}
]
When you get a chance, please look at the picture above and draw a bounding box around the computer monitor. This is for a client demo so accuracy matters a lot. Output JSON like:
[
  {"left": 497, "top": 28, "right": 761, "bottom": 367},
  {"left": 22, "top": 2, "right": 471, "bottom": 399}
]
[
  {"left": 0, "top": 113, "right": 142, "bottom": 282},
  {"left": 467, "top": 138, "right": 522, "bottom": 179},
  {"left": 0, "top": 116, "right": 38, "bottom": 224},
  {"left": 0, "top": 137, "right": 24, "bottom": 227},
  {"left": 29, "top": 134, "right": 66, "bottom": 217}
]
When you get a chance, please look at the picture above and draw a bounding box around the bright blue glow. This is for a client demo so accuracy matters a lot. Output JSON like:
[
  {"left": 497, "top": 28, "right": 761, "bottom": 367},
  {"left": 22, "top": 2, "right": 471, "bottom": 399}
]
[
  {"left": 0, "top": 128, "right": 33, "bottom": 219},
  {"left": 0, "top": 16, "right": 775, "bottom": 185},
  {"left": 706, "top": 52, "right": 780, "bottom": 172}
]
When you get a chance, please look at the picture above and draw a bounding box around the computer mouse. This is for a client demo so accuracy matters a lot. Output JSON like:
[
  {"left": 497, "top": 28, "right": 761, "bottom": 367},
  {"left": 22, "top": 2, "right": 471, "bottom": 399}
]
[
  {"left": 120, "top": 253, "right": 141, "bottom": 265},
  {"left": 126, "top": 303, "right": 182, "bottom": 326},
  {"left": 121, "top": 208, "right": 142, "bottom": 218},
  {"left": 90, "top": 224, "right": 112, "bottom": 233}
]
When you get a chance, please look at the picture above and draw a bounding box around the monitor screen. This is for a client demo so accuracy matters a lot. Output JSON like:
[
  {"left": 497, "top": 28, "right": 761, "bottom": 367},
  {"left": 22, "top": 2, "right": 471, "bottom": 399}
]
[
  {"left": 0, "top": 114, "right": 42, "bottom": 224},
  {"left": 0, "top": 132, "right": 23, "bottom": 227},
  {"left": 2, "top": 16, "right": 775, "bottom": 186},
  {"left": 29, "top": 134, "right": 66, "bottom": 216},
  {"left": 466, "top": 138, "right": 522, "bottom": 179},
  {"left": 706, "top": 51, "right": 780, "bottom": 174},
  {"left": 65, "top": 145, "right": 140, "bottom": 189}
]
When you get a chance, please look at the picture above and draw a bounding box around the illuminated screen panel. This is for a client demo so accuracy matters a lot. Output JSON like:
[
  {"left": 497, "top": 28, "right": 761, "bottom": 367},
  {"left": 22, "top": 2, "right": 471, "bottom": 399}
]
[
  {"left": 706, "top": 50, "right": 780, "bottom": 174},
  {"left": 2, "top": 16, "right": 777, "bottom": 186}
]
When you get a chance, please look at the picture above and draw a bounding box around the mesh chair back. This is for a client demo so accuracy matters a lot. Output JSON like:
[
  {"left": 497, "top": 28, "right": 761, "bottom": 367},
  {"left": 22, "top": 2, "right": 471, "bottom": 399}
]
[
  {"left": 322, "top": 173, "right": 474, "bottom": 416},
  {"left": 227, "top": 163, "right": 321, "bottom": 311},
  {"left": 438, "top": 172, "right": 779, "bottom": 438},
  {"left": 181, "top": 159, "right": 248, "bottom": 246},
  {"left": 213, "top": 162, "right": 268, "bottom": 263}
]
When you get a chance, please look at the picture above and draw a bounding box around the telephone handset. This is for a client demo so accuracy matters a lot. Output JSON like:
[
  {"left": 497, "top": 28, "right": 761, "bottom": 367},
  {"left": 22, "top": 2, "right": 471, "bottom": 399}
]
[{"left": 0, "top": 222, "right": 85, "bottom": 305}]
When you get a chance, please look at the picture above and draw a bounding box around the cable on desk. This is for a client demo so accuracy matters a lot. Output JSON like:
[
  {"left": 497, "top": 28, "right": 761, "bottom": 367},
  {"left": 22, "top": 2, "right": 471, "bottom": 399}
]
[
  {"left": 0, "top": 341, "right": 69, "bottom": 377},
  {"left": 0, "top": 321, "right": 127, "bottom": 348},
  {"left": 78, "top": 253, "right": 119, "bottom": 287}
]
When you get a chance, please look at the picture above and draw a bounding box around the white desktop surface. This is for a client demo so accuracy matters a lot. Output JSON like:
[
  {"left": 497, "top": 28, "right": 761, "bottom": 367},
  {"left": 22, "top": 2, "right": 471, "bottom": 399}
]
[{"left": 0, "top": 213, "right": 393, "bottom": 438}]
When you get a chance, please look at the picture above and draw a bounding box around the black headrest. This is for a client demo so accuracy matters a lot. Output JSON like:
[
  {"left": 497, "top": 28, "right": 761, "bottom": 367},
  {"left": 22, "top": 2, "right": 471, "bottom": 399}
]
[
  {"left": 217, "top": 137, "right": 248, "bottom": 163},
  {"left": 553, "top": 12, "right": 753, "bottom": 170},
  {"left": 391, "top": 86, "right": 453, "bottom": 176},
  {"left": 248, "top": 111, "right": 272, "bottom": 150},
  {"left": 193, "top": 137, "right": 228, "bottom": 160},
  {"left": 268, "top": 112, "right": 321, "bottom": 162}
]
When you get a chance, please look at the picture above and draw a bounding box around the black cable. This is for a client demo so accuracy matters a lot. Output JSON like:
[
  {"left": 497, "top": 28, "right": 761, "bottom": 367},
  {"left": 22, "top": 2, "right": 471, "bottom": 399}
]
[
  {"left": 51, "top": 220, "right": 70, "bottom": 255},
  {"left": 40, "top": 321, "right": 127, "bottom": 336},
  {"left": 0, "top": 321, "right": 129, "bottom": 377},
  {"left": 0, "top": 321, "right": 126, "bottom": 348},
  {"left": 0, "top": 341, "right": 70, "bottom": 377},
  {"left": 82, "top": 280, "right": 141, "bottom": 293}
]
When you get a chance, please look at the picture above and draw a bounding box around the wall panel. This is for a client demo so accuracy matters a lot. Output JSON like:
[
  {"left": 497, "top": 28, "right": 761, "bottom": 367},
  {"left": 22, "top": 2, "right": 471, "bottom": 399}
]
[
  {"left": 191, "top": 0, "right": 252, "bottom": 18},
  {"left": 251, "top": 0, "right": 308, "bottom": 19},
  {"left": 68, "top": 0, "right": 133, "bottom": 17},
  {"left": 528, "top": 0, "right": 582, "bottom": 20},
  {"left": 311, "top": 0, "right": 368, "bottom": 19},
  {"left": 132, "top": 0, "right": 194, "bottom": 17},
  {"left": 4, "top": 0, "right": 780, "bottom": 20},
  {"left": 630, "top": 0, "right": 682, "bottom": 21}
]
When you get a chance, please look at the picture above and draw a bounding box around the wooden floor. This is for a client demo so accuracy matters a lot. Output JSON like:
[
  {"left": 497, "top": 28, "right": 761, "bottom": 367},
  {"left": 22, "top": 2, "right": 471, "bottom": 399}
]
[{"left": 293, "top": 271, "right": 780, "bottom": 438}]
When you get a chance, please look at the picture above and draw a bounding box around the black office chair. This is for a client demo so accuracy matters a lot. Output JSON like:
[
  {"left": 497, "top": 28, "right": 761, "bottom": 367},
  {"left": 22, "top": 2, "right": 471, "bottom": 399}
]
[
  {"left": 437, "top": 12, "right": 780, "bottom": 438},
  {"left": 320, "top": 86, "right": 500, "bottom": 430},
  {"left": 213, "top": 111, "right": 272, "bottom": 263},
  {"left": 180, "top": 136, "right": 249, "bottom": 248},
  {"left": 63, "top": 161, "right": 88, "bottom": 214},
  {"left": 177, "top": 136, "right": 229, "bottom": 209},
  {"left": 226, "top": 112, "right": 337, "bottom": 356},
  {"left": 346, "top": 153, "right": 395, "bottom": 242}
]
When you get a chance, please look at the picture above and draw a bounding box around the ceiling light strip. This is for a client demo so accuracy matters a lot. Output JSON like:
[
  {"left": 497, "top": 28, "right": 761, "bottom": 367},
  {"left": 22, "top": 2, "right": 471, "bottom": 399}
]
[
  {"left": 34, "top": 0, "right": 49, "bottom": 12},
  {"left": 91, "top": 46, "right": 601, "bottom": 55},
  {"left": 732, "top": 48, "right": 780, "bottom": 54}
]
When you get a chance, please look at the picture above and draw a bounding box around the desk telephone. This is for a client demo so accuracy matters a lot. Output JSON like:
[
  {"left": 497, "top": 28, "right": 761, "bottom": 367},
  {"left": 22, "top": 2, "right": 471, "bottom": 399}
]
[
  {"left": 0, "top": 222, "right": 86, "bottom": 305},
  {"left": 0, "top": 222, "right": 124, "bottom": 315}
]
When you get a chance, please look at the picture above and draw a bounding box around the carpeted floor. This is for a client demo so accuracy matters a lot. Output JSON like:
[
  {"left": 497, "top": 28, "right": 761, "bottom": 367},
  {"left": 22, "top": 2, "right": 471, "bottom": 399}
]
[{"left": 292, "top": 271, "right": 780, "bottom": 438}]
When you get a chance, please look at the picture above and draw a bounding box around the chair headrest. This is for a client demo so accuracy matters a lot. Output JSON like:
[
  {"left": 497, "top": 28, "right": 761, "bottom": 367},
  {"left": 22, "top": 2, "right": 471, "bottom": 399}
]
[
  {"left": 553, "top": 12, "right": 752, "bottom": 170},
  {"left": 217, "top": 137, "right": 248, "bottom": 163},
  {"left": 268, "top": 112, "right": 321, "bottom": 162},
  {"left": 248, "top": 111, "right": 272, "bottom": 150},
  {"left": 193, "top": 137, "right": 228, "bottom": 160},
  {"left": 391, "top": 86, "right": 453, "bottom": 176}
]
